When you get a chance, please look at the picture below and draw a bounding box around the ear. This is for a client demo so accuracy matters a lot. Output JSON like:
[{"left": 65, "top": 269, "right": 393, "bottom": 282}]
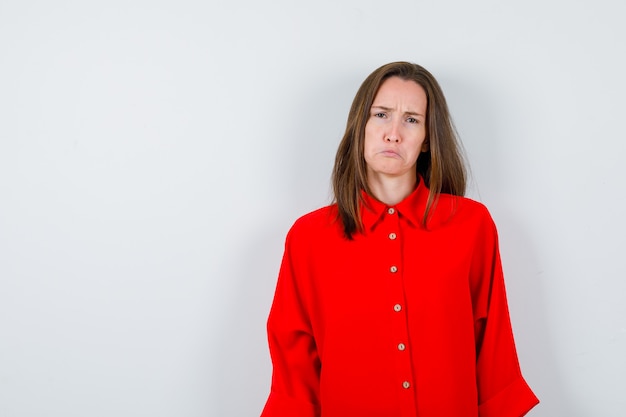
[{"left": 421, "top": 140, "right": 430, "bottom": 153}]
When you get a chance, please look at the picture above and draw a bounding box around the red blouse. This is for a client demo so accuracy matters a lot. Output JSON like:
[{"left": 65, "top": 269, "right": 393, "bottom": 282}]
[{"left": 261, "top": 179, "right": 539, "bottom": 417}]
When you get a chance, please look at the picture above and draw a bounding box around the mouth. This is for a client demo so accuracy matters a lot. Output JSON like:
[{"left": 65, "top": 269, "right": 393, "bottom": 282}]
[{"left": 379, "top": 149, "right": 400, "bottom": 158}]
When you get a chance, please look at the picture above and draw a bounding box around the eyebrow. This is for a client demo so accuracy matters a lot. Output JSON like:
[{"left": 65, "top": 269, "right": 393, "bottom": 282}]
[{"left": 371, "top": 105, "right": 424, "bottom": 117}]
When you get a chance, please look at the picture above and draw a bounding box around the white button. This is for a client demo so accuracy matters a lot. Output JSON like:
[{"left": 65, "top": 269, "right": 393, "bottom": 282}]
[
  {"left": 390, "top": 265, "right": 398, "bottom": 273},
  {"left": 398, "top": 343, "right": 406, "bottom": 351},
  {"left": 402, "top": 381, "right": 411, "bottom": 389},
  {"left": 388, "top": 208, "right": 395, "bottom": 214},
  {"left": 393, "top": 304, "right": 402, "bottom": 312},
  {"left": 388, "top": 232, "right": 397, "bottom": 240}
]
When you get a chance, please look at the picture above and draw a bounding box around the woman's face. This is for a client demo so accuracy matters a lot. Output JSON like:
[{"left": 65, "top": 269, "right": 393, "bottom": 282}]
[{"left": 363, "top": 76, "right": 428, "bottom": 185}]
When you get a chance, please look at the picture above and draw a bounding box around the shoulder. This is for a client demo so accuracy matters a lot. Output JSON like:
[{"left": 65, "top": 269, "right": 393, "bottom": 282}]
[
  {"left": 436, "top": 194, "right": 497, "bottom": 232},
  {"left": 291, "top": 204, "right": 337, "bottom": 230},
  {"left": 286, "top": 204, "right": 341, "bottom": 242},
  {"left": 456, "top": 195, "right": 492, "bottom": 219}
]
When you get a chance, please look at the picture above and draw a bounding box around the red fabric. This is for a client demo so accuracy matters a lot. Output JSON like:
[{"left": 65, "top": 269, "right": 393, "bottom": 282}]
[{"left": 261, "top": 179, "right": 539, "bottom": 417}]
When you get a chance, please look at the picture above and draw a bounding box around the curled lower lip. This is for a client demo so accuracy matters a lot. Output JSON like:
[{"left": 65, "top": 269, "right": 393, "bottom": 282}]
[{"left": 380, "top": 150, "right": 399, "bottom": 157}]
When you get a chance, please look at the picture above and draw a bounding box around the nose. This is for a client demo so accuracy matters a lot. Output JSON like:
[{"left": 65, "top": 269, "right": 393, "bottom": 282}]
[{"left": 385, "top": 120, "right": 401, "bottom": 143}]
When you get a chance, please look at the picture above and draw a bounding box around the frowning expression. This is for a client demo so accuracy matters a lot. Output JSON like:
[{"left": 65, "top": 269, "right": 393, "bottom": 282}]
[{"left": 363, "top": 76, "right": 428, "bottom": 183}]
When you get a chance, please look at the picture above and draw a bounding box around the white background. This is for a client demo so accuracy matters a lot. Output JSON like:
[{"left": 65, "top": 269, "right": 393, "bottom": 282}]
[{"left": 1, "top": 1, "right": 625, "bottom": 416}]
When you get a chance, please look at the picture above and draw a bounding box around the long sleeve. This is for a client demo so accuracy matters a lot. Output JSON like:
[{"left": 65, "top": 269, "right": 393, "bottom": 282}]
[
  {"left": 261, "top": 229, "right": 321, "bottom": 417},
  {"left": 472, "top": 215, "right": 539, "bottom": 417}
]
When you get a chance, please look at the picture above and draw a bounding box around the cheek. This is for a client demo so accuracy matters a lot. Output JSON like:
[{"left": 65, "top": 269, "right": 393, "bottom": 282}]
[
  {"left": 363, "top": 127, "right": 377, "bottom": 154},
  {"left": 408, "top": 137, "right": 427, "bottom": 162}
]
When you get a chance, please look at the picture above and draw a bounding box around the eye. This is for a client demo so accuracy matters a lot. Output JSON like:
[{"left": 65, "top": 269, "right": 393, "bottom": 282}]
[
  {"left": 373, "top": 112, "right": 386, "bottom": 118},
  {"left": 406, "top": 117, "right": 419, "bottom": 124}
]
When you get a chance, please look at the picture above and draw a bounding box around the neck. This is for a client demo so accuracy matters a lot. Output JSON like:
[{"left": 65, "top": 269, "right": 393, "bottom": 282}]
[{"left": 367, "top": 173, "right": 417, "bottom": 206}]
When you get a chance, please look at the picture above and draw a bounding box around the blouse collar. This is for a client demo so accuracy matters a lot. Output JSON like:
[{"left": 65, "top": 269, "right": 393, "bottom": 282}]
[{"left": 360, "top": 177, "right": 430, "bottom": 232}]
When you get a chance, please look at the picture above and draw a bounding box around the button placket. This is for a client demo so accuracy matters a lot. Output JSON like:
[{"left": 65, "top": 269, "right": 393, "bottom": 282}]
[
  {"left": 386, "top": 206, "right": 399, "bottom": 276},
  {"left": 383, "top": 205, "right": 415, "bottom": 403}
]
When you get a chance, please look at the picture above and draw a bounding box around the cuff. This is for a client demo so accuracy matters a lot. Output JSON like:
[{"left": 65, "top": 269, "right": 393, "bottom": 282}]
[
  {"left": 479, "top": 376, "right": 539, "bottom": 417},
  {"left": 260, "top": 390, "right": 319, "bottom": 417}
]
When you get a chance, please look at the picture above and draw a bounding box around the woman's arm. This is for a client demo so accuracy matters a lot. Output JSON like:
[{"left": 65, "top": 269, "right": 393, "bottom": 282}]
[{"left": 261, "top": 229, "right": 321, "bottom": 417}]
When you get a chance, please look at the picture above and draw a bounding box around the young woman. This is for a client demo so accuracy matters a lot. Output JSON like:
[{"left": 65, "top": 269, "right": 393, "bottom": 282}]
[{"left": 261, "top": 62, "right": 539, "bottom": 417}]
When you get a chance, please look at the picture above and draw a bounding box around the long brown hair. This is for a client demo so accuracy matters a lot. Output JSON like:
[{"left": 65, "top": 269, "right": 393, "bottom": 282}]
[{"left": 332, "top": 61, "right": 467, "bottom": 239}]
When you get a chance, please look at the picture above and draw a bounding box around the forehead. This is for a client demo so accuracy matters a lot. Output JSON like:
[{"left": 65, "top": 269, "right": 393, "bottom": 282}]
[{"left": 373, "top": 77, "right": 427, "bottom": 106}]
